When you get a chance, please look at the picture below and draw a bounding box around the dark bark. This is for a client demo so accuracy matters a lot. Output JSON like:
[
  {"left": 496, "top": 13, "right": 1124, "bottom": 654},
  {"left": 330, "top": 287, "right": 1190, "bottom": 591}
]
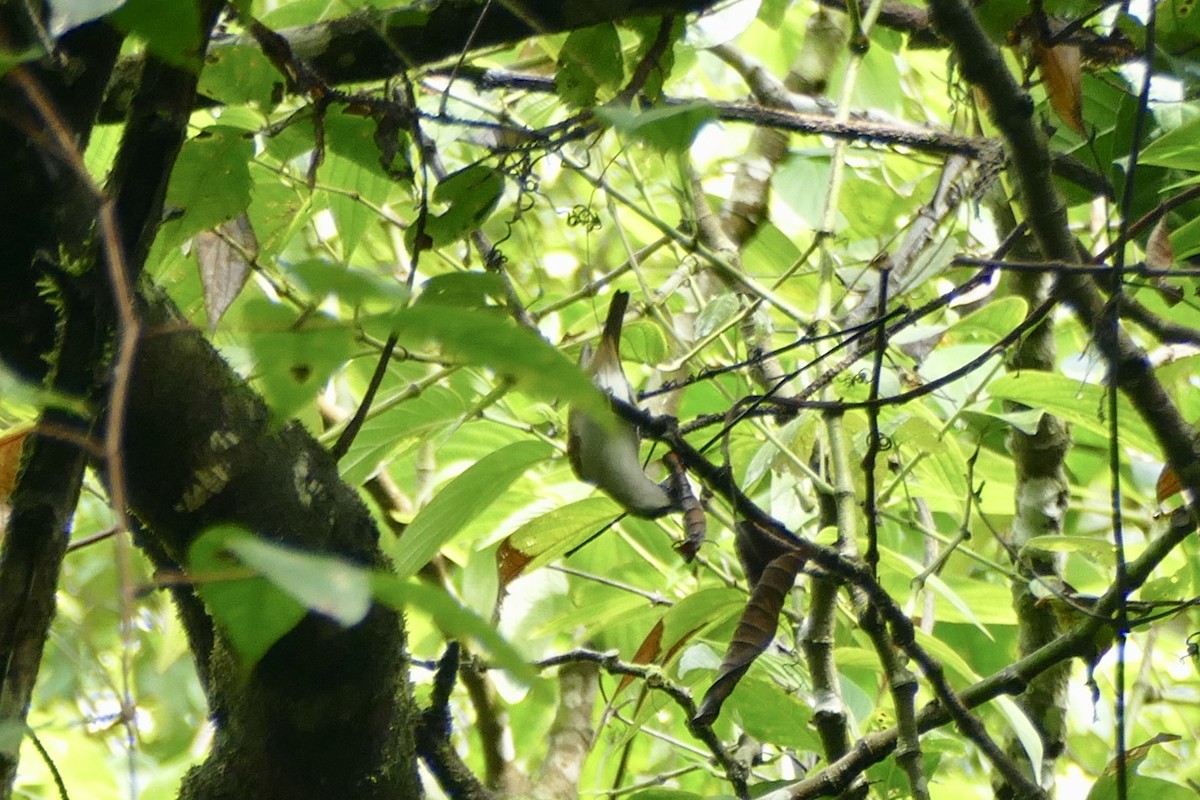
[
  {"left": 0, "top": 5, "right": 422, "bottom": 799},
  {"left": 99, "top": 0, "right": 724, "bottom": 120}
]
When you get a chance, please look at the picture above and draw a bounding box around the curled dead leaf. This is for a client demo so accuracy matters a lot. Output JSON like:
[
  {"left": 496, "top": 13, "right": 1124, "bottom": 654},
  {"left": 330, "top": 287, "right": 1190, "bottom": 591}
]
[
  {"left": 1036, "top": 42, "right": 1084, "bottom": 136},
  {"left": 694, "top": 550, "right": 804, "bottom": 725}
]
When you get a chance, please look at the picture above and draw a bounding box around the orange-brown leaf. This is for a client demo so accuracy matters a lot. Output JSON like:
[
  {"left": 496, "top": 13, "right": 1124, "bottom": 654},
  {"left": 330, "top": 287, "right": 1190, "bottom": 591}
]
[
  {"left": 495, "top": 537, "right": 534, "bottom": 590},
  {"left": 616, "top": 620, "right": 664, "bottom": 697},
  {"left": 1157, "top": 463, "right": 1183, "bottom": 503},
  {"left": 694, "top": 550, "right": 804, "bottom": 725},
  {"left": 0, "top": 425, "right": 32, "bottom": 504},
  {"left": 1037, "top": 42, "right": 1084, "bottom": 135}
]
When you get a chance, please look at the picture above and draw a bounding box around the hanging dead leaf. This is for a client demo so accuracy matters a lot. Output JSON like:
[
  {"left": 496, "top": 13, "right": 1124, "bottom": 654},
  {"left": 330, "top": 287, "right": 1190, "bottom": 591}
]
[
  {"left": 0, "top": 424, "right": 33, "bottom": 504},
  {"left": 694, "top": 550, "right": 804, "bottom": 725},
  {"left": 733, "top": 520, "right": 793, "bottom": 587},
  {"left": 665, "top": 452, "right": 705, "bottom": 562},
  {"left": 1036, "top": 42, "right": 1084, "bottom": 136},
  {"left": 196, "top": 213, "right": 258, "bottom": 332},
  {"left": 615, "top": 620, "right": 664, "bottom": 697},
  {"left": 1157, "top": 462, "right": 1184, "bottom": 503},
  {"left": 1146, "top": 217, "right": 1183, "bottom": 305},
  {"left": 495, "top": 537, "right": 534, "bottom": 590}
]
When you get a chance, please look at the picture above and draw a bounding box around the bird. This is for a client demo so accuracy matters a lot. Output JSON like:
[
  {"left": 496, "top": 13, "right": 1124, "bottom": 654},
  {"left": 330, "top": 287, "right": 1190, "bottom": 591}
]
[{"left": 567, "top": 290, "right": 676, "bottom": 518}]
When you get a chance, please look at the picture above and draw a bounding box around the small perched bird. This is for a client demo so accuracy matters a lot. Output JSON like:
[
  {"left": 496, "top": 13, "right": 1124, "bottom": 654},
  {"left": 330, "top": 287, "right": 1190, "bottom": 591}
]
[{"left": 568, "top": 291, "right": 675, "bottom": 518}]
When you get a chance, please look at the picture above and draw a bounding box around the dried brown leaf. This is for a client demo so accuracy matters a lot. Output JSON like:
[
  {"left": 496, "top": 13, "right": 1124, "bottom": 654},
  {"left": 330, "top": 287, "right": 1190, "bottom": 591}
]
[
  {"left": 197, "top": 213, "right": 258, "bottom": 332},
  {"left": 694, "top": 550, "right": 803, "bottom": 725},
  {"left": 1037, "top": 42, "right": 1084, "bottom": 135},
  {"left": 615, "top": 620, "right": 664, "bottom": 697}
]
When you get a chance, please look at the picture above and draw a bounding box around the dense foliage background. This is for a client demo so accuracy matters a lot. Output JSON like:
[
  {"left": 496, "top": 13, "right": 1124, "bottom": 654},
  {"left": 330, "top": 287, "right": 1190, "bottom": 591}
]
[{"left": 4, "top": 0, "right": 1200, "bottom": 798}]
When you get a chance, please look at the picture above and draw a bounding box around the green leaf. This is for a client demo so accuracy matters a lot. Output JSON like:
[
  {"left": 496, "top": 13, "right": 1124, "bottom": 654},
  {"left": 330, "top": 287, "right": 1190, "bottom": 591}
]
[
  {"left": 417, "top": 272, "right": 508, "bottom": 309},
  {"left": 595, "top": 102, "right": 718, "bottom": 153},
  {"left": 163, "top": 127, "right": 254, "bottom": 245},
  {"left": 556, "top": 23, "right": 624, "bottom": 107},
  {"left": 1138, "top": 115, "right": 1200, "bottom": 171},
  {"left": 386, "top": 305, "right": 609, "bottom": 418},
  {"left": 498, "top": 498, "right": 623, "bottom": 585},
  {"left": 391, "top": 440, "right": 553, "bottom": 579},
  {"left": 409, "top": 165, "right": 505, "bottom": 251},
  {"left": 287, "top": 259, "right": 409, "bottom": 306},
  {"left": 0, "top": 44, "right": 43, "bottom": 77},
  {"left": 371, "top": 574, "right": 534, "bottom": 681},
  {"left": 886, "top": 549, "right": 994, "bottom": 640},
  {"left": 1023, "top": 535, "right": 1114, "bottom": 556},
  {"left": 995, "top": 696, "right": 1043, "bottom": 779},
  {"left": 723, "top": 676, "right": 820, "bottom": 752},
  {"left": 189, "top": 525, "right": 306, "bottom": 669},
  {"left": 223, "top": 536, "right": 372, "bottom": 628},
  {"left": 988, "top": 371, "right": 1160, "bottom": 457},
  {"left": 111, "top": 0, "right": 202, "bottom": 70},
  {"left": 1171, "top": 211, "right": 1200, "bottom": 261},
  {"left": 947, "top": 296, "right": 1028, "bottom": 341},
  {"left": 621, "top": 320, "right": 669, "bottom": 365},
  {"left": 241, "top": 300, "right": 357, "bottom": 423},
  {"left": 197, "top": 43, "right": 285, "bottom": 108},
  {"left": 693, "top": 293, "right": 740, "bottom": 339},
  {"left": 627, "top": 791, "right": 705, "bottom": 800},
  {"left": 336, "top": 384, "right": 467, "bottom": 487},
  {"left": 1088, "top": 772, "right": 1194, "bottom": 800}
]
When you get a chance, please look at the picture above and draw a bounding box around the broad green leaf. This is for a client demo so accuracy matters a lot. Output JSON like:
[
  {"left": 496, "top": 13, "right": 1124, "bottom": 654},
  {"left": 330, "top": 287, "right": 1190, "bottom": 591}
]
[
  {"left": 370, "top": 574, "right": 533, "bottom": 681},
  {"left": 322, "top": 154, "right": 392, "bottom": 261},
  {"left": 621, "top": 320, "right": 669, "bottom": 365},
  {"left": 189, "top": 525, "right": 307, "bottom": 669},
  {"left": 1023, "top": 535, "right": 1114, "bottom": 556},
  {"left": 886, "top": 549, "right": 994, "bottom": 640},
  {"left": 223, "top": 536, "right": 372, "bottom": 628},
  {"left": 556, "top": 23, "right": 624, "bottom": 107},
  {"left": 947, "top": 296, "right": 1028, "bottom": 341},
  {"left": 241, "top": 300, "right": 357, "bottom": 423},
  {"left": 408, "top": 165, "right": 504, "bottom": 251},
  {"left": 596, "top": 102, "right": 718, "bottom": 153},
  {"left": 287, "top": 259, "right": 409, "bottom": 306},
  {"left": 693, "top": 293, "right": 740, "bottom": 339},
  {"left": 497, "top": 498, "right": 622, "bottom": 587},
  {"left": 386, "top": 305, "right": 609, "bottom": 418},
  {"left": 1138, "top": 115, "right": 1200, "bottom": 171},
  {"left": 163, "top": 127, "right": 254, "bottom": 246},
  {"left": 627, "top": 791, "right": 704, "bottom": 800},
  {"left": 1171, "top": 211, "right": 1200, "bottom": 261},
  {"left": 417, "top": 272, "right": 508, "bottom": 309},
  {"left": 988, "top": 371, "right": 1160, "bottom": 457},
  {"left": 914, "top": 626, "right": 979, "bottom": 684},
  {"left": 391, "top": 440, "right": 553, "bottom": 579},
  {"left": 196, "top": 43, "right": 284, "bottom": 108},
  {"left": 662, "top": 588, "right": 745, "bottom": 647},
  {"left": 995, "top": 696, "right": 1043, "bottom": 779},
  {"left": 111, "top": 0, "right": 202, "bottom": 70},
  {"left": 723, "top": 676, "right": 820, "bottom": 752},
  {"left": 336, "top": 384, "right": 467, "bottom": 487}
]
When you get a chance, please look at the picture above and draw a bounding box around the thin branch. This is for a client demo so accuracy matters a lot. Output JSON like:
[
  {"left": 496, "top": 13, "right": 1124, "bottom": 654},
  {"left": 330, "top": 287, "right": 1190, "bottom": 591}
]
[{"left": 536, "top": 649, "right": 750, "bottom": 800}]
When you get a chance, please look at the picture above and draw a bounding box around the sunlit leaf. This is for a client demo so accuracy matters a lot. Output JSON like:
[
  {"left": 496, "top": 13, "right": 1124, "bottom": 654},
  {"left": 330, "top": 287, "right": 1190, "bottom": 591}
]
[
  {"left": 392, "top": 440, "right": 553, "bottom": 580},
  {"left": 988, "top": 372, "right": 1160, "bottom": 457},
  {"left": 386, "top": 305, "right": 608, "bottom": 418},
  {"left": 371, "top": 574, "right": 533, "bottom": 682},
  {"left": 595, "top": 102, "right": 718, "bottom": 153},
  {"left": 556, "top": 23, "right": 623, "bottom": 107},
  {"left": 223, "top": 535, "right": 372, "bottom": 628},
  {"left": 189, "top": 525, "right": 307, "bottom": 669},
  {"left": 496, "top": 497, "right": 619, "bottom": 589}
]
